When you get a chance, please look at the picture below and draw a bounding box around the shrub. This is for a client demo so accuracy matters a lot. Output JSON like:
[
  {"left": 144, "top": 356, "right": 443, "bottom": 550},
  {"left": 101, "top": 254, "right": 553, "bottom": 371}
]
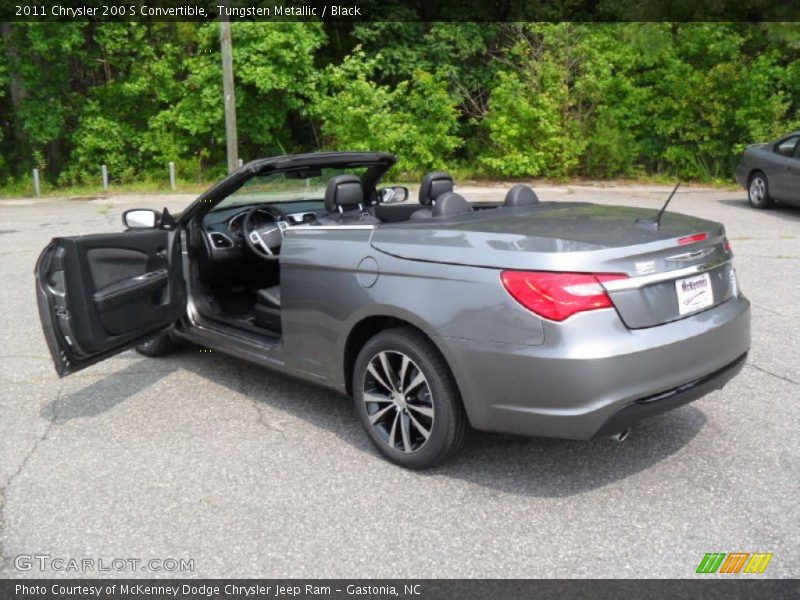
[{"left": 311, "top": 49, "right": 461, "bottom": 175}]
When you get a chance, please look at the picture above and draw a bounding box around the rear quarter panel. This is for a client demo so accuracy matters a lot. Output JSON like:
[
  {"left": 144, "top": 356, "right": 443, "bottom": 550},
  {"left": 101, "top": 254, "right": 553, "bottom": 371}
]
[{"left": 278, "top": 227, "right": 544, "bottom": 389}]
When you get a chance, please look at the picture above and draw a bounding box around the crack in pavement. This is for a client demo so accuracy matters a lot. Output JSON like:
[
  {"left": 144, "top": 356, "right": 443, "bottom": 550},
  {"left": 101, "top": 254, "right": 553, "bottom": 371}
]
[
  {"left": 237, "top": 362, "right": 286, "bottom": 438},
  {"left": 746, "top": 363, "right": 799, "bottom": 386},
  {"left": 251, "top": 401, "right": 287, "bottom": 439},
  {"left": 0, "top": 384, "right": 62, "bottom": 574},
  {"left": 749, "top": 255, "right": 800, "bottom": 261},
  {"left": 748, "top": 303, "right": 785, "bottom": 317}
]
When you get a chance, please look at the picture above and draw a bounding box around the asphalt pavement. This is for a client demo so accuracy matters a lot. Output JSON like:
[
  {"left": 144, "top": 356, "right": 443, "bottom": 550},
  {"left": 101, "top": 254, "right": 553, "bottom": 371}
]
[{"left": 0, "top": 183, "right": 797, "bottom": 578}]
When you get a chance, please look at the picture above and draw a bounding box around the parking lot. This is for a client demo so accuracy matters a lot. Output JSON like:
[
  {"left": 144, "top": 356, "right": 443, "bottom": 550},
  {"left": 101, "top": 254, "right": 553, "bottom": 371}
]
[{"left": 0, "top": 183, "right": 798, "bottom": 578}]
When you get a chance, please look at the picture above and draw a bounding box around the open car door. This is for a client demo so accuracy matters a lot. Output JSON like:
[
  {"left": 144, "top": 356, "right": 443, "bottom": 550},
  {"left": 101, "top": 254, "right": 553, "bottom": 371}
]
[{"left": 35, "top": 221, "right": 185, "bottom": 377}]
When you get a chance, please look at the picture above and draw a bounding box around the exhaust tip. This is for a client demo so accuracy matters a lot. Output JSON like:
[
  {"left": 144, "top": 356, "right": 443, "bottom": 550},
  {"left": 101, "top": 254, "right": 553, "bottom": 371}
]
[{"left": 610, "top": 428, "right": 631, "bottom": 443}]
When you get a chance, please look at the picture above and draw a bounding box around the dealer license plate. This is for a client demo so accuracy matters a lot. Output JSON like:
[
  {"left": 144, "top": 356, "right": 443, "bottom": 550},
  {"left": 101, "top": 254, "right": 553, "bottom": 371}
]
[{"left": 675, "top": 272, "right": 714, "bottom": 316}]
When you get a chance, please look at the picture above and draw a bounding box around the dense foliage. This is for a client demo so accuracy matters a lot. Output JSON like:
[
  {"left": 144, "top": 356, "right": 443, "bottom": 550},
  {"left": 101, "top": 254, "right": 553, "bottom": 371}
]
[{"left": 0, "top": 22, "right": 797, "bottom": 188}]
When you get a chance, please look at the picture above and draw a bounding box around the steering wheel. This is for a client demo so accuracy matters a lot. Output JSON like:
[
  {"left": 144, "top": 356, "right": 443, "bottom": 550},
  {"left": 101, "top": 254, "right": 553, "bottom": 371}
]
[{"left": 242, "top": 206, "right": 287, "bottom": 260}]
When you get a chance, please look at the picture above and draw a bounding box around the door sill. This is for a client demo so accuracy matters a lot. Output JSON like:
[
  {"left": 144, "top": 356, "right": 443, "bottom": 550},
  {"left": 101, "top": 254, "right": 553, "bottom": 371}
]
[
  {"left": 183, "top": 312, "right": 279, "bottom": 347},
  {"left": 204, "top": 311, "right": 281, "bottom": 339}
]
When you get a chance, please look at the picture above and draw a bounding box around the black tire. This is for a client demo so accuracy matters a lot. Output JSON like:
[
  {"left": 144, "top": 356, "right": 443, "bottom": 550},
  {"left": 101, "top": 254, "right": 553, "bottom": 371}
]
[
  {"left": 134, "top": 331, "right": 182, "bottom": 357},
  {"left": 748, "top": 171, "right": 774, "bottom": 209},
  {"left": 353, "top": 327, "right": 470, "bottom": 469}
]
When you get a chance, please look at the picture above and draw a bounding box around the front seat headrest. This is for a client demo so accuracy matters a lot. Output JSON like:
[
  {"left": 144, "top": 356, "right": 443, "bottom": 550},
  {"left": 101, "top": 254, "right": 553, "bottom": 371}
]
[
  {"left": 432, "top": 192, "right": 473, "bottom": 218},
  {"left": 325, "top": 174, "right": 364, "bottom": 212},
  {"left": 419, "top": 172, "right": 453, "bottom": 206},
  {"left": 504, "top": 184, "right": 539, "bottom": 207}
]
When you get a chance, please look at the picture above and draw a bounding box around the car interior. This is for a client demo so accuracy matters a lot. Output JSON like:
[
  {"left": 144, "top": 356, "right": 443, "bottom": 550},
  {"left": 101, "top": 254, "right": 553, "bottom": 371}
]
[{"left": 190, "top": 166, "right": 539, "bottom": 338}]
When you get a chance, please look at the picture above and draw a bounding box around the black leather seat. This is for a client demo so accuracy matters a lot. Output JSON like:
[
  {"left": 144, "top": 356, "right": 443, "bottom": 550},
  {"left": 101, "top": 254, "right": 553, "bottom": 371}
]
[
  {"left": 253, "top": 174, "right": 377, "bottom": 332},
  {"left": 257, "top": 286, "right": 280, "bottom": 308},
  {"left": 316, "top": 174, "right": 379, "bottom": 225},
  {"left": 254, "top": 285, "right": 281, "bottom": 332},
  {"left": 431, "top": 192, "right": 473, "bottom": 218},
  {"left": 504, "top": 184, "right": 539, "bottom": 207},
  {"left": 410, "top": 172, "right": 454, "bottom": 221}
]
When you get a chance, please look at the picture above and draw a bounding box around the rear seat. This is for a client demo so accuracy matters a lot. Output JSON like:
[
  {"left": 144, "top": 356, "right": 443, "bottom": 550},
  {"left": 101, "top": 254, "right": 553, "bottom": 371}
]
[
  {"left": 504, "top": 184, "right": 539, "bottom": 207},
  {"left": 410, "top": 172, "right": 454, "bottom": 220}
]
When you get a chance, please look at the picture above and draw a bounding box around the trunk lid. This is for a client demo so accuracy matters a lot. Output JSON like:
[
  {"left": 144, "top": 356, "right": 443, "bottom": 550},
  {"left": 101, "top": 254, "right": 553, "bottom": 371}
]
[{"left": 371, "top": 202, "right": 736, "bottom": 328}]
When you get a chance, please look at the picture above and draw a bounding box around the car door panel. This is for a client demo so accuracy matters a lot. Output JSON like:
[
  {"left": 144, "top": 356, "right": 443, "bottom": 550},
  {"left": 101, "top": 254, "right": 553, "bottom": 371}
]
[
  {"left": 790, "top": 144, "right": 800, "bottom": 204},
  {"left": 35, "top": 229, "right": 184, "bottom": 377},
  {"left": 93, "top": 268, "right": 170, "bottom": 332},
  {"left": 770, "top": 136, "right": 800, "bottom": 200},
  {"left": 785, "top": 162, "right": 800, "bottom": 204},
  {"left": 87, "top": 247, "right": 150, "bottom": 289}
]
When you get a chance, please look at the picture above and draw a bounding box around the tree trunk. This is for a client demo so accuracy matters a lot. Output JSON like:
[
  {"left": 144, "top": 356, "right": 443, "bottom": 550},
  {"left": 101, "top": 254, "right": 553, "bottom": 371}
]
[{"left": 1, "top": 23, "right": 29, "bottom": 147}]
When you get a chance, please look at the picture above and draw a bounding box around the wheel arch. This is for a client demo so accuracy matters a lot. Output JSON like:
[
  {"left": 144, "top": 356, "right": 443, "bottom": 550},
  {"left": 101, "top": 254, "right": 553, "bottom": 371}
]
[
  {"left": 748, "top": 168, "right": 766, "bottom": 183},
  {"left": 342, "top": 313, "right": 460, "bottom": 402}
]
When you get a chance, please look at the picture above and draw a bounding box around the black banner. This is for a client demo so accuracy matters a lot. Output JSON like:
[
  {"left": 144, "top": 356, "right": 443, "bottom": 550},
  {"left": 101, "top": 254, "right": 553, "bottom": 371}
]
[
  {"left": 2, "top": 579, "right": 799, "bottom": 600},
  {"left": 3, "top": 0, "right": 800, "bottom": 22}
]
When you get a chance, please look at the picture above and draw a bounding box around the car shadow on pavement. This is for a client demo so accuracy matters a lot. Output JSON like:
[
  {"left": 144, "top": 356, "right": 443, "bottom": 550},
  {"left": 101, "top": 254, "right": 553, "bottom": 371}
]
[
  {"left": 41, "top": 360, "right": 178, "bottom": 423},
  {"left": 433, "top": 406, "right": 706, "bottom": 497},
  {"left": 717, "top": 197, "right": 800, "bottom": 221},
  {"left": 42, "top": 348, "right": 707, "bottom": 497}
]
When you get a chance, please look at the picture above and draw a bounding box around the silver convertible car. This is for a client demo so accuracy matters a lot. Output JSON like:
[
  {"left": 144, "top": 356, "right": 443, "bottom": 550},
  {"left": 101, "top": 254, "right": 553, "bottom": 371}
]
[{"left": 35, "top": 152, "right": 750, "bottom": 468}]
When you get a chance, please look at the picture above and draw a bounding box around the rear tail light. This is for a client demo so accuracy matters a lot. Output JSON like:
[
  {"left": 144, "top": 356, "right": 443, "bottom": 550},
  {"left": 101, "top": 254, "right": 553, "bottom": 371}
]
[
  {"left": 678, "top": 232, "right": 708, "bottom": 245},
  {"left": 723, "top": 239, "right": 733, "bottom": 253},
  {"left": 501, "top": 271, "right": 628, "bottom": 322}
]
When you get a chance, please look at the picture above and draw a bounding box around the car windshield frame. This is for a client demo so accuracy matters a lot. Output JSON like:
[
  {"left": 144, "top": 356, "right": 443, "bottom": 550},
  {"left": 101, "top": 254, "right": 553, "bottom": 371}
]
[
  {"left": 212, "top": 166, "right": 372, "bottom": 212},
  {"left": 180, "top": 152, "right": 397, "bottom": 222}
]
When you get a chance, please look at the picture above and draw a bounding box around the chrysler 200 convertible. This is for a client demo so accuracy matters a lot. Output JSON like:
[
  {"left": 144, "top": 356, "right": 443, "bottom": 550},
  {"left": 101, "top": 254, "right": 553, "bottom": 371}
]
[{"left": 35, "top": 152, "right": 750, "bottom": 468}]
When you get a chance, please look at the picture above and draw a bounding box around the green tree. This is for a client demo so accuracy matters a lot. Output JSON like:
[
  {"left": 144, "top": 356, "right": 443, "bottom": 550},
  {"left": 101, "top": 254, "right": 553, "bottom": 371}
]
[
  {"left": 141, "top": 22, "right": 325, "bottom": 182},
  {"left": 479, "top": 24, "right": 585, "bottom": 178},
  {"left": 1, "top": 22, "right": 799, "bottom": 188},
  {"left": 311, "top": 48, "right": 461, "bottom": 175}
]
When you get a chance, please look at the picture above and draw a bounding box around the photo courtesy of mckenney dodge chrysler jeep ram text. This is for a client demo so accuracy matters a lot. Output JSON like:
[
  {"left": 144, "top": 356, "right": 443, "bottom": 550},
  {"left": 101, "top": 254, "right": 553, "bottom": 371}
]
[{"left": 34, "top": 152, "right": 750, "bottom": 468}]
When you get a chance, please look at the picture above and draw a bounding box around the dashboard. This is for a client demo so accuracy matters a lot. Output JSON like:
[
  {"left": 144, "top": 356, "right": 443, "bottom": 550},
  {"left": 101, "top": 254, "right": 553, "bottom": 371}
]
[{"left": 201, "top": 200, "right": 327, "bottom": 258}]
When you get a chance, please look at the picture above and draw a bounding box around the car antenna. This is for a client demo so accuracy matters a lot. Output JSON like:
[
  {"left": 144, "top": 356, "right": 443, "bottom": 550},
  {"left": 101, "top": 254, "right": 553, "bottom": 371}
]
[{"left": 637, "top": 181, "right": 681, "bottom": 230}]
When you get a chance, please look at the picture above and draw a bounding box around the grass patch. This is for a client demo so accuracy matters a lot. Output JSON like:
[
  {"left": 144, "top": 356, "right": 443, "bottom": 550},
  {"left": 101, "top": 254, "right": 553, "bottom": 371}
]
[
  {"left": 0, "top": 174, "right": 741, "bottom": 200},
  {"left": 0, "top": 179, "right": 211, "bottom": 199}
]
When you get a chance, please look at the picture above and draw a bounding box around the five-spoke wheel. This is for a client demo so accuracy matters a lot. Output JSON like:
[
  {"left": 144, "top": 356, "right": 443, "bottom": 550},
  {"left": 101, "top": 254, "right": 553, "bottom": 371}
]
[{"left": 748, "top": 172, "right": 773, "bottom": 209}]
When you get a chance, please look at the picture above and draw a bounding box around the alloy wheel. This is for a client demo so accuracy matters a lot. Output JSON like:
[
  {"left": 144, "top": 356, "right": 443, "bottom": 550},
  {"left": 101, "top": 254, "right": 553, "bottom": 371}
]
[
  {"left": 362, "top": 351, "right": 434, "bottom": 453},
  {"left": 750, "top": 177, "right": 765, "bottom": 203}
]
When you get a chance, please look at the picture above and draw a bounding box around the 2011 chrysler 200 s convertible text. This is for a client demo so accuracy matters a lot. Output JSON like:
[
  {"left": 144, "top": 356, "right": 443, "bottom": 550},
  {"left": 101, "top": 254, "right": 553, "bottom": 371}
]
[{"left": 35, "top": 152, "right": 750, "bottom": 468}]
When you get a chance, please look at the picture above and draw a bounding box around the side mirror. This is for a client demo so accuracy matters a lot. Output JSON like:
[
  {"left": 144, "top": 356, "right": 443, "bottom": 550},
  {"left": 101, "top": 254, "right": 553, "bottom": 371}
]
[
  {"left": 122, "top": 209, "right": 160, "bottom": 229},
  {"left": 379, "top": 186, "right": 409, "bottom": 204}
]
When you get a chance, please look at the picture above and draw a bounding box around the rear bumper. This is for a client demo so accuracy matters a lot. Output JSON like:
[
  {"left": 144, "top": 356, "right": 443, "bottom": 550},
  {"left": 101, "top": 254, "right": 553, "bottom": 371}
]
[
  {"left": 593, "top": 352, "right": 747, "bottom": 438},
  {"left": 435, "top": 295, "right": 750, "bottom": 440}
]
